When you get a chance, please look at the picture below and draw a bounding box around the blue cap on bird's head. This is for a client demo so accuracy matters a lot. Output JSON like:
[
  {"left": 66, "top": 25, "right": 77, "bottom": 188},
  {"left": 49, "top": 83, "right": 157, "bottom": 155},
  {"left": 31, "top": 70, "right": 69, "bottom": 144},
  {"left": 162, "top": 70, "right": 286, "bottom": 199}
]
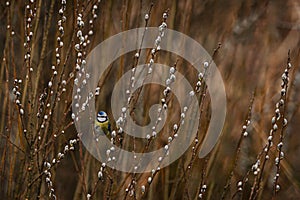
[{"left": 97, "top": 111, "right": 107, "bottom": 117}]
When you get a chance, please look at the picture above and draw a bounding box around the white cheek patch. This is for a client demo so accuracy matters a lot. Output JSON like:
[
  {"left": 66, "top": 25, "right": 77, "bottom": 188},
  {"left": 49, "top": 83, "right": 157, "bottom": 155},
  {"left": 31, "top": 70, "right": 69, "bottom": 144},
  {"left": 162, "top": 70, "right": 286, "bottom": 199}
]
[{"left": 97, "top": 117, "right": 107, "bottom": 123}]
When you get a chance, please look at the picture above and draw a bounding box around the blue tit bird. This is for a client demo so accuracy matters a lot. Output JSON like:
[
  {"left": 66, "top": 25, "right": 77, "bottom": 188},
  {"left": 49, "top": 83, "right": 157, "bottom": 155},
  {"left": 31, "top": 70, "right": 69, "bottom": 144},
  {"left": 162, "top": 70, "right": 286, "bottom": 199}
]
[{"left": 94, "top": 111, "right": 111, "bottom": 137}]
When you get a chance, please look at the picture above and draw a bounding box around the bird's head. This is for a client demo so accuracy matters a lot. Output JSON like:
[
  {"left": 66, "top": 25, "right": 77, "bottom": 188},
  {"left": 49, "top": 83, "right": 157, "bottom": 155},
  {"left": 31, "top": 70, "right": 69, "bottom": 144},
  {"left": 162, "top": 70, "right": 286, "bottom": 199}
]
[{"left": 97, "top": 111, "right": 108, "bottom": 123}]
